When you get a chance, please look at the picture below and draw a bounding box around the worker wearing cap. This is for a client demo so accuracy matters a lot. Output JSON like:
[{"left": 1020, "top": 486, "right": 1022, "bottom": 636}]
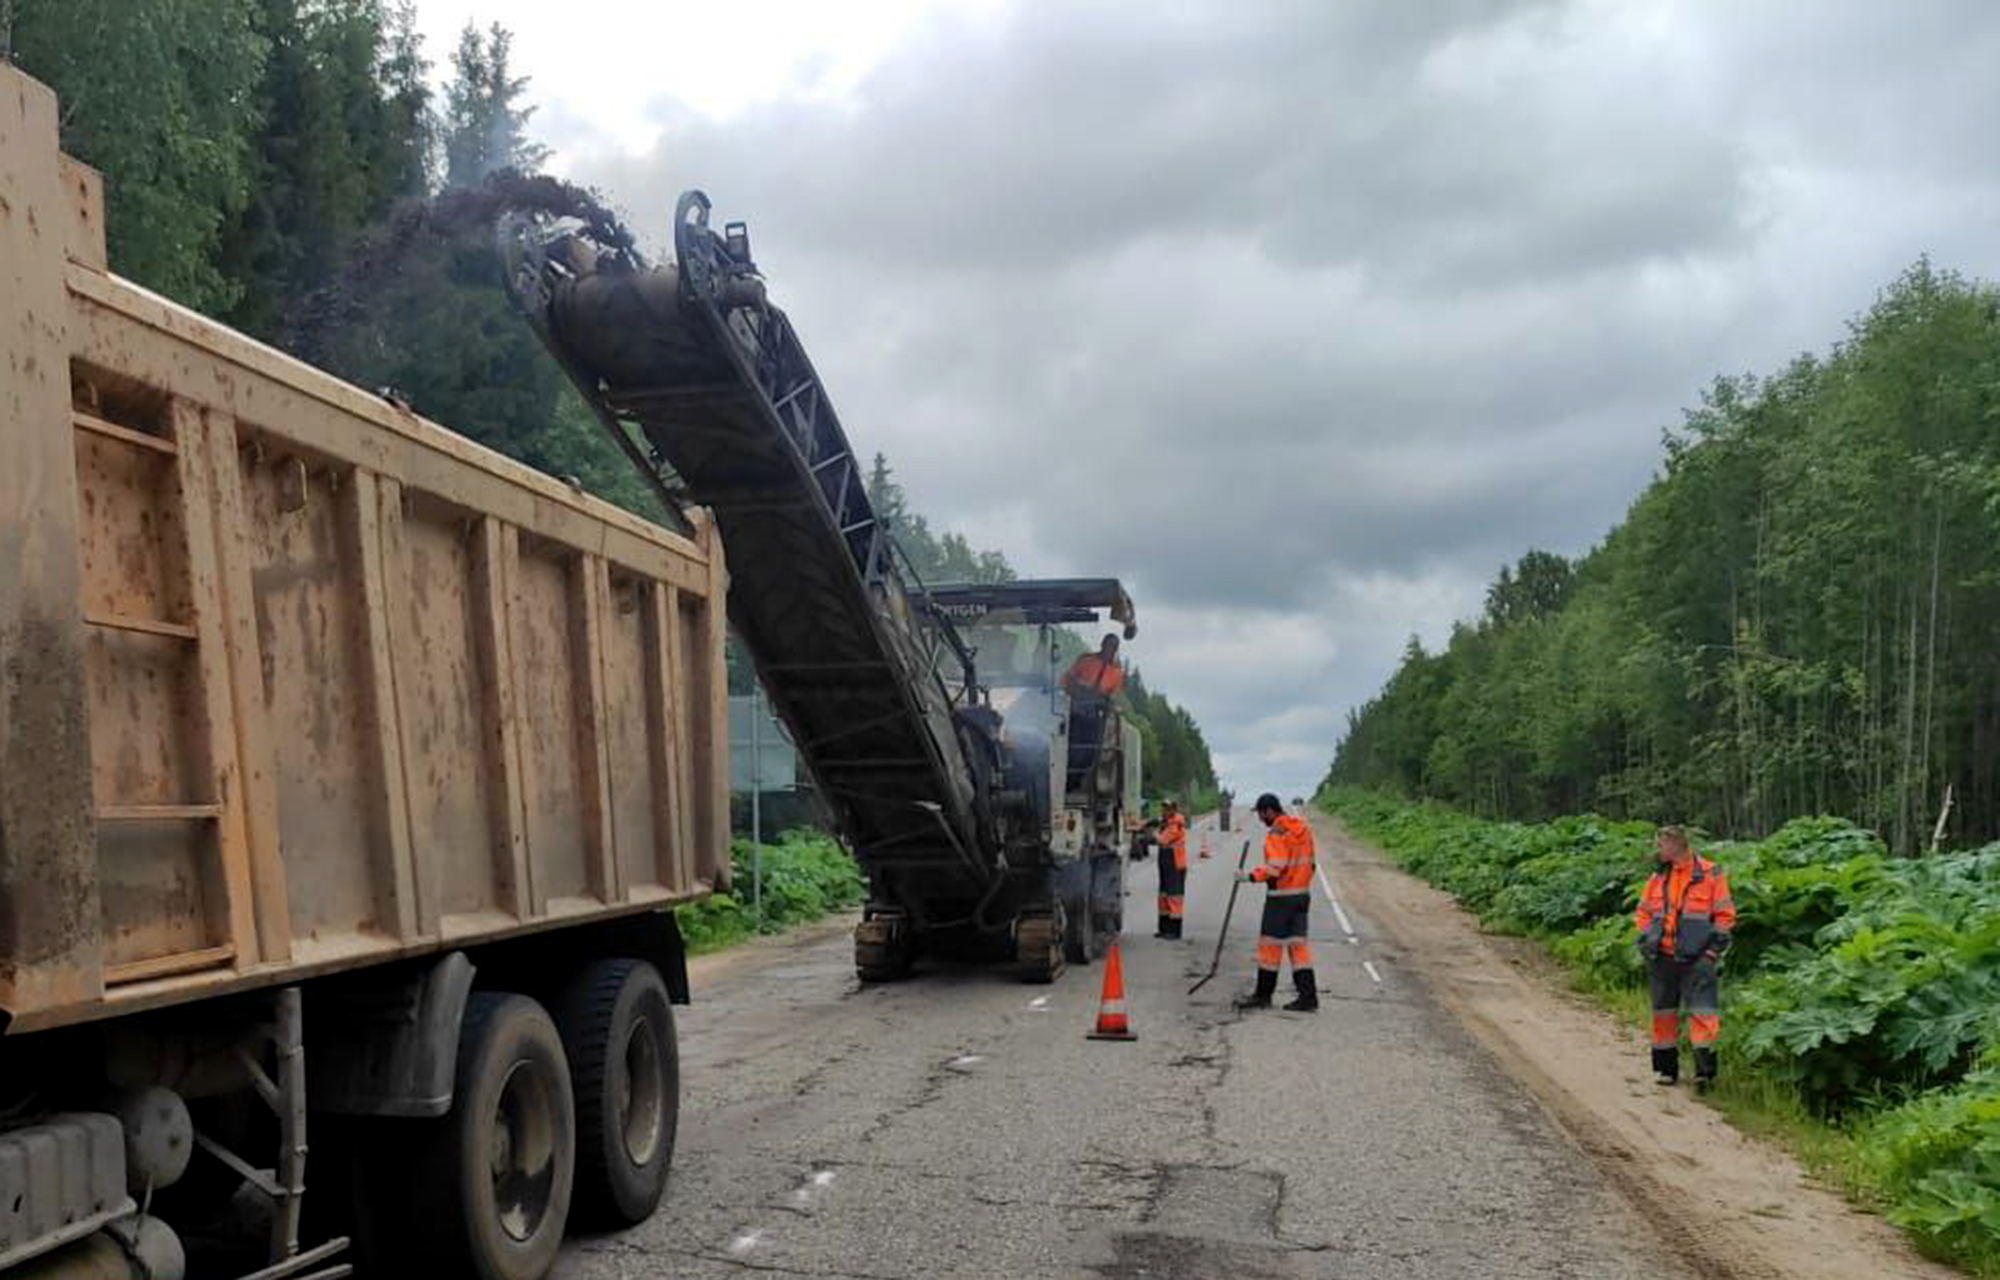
[
  {"left": 1633, "top": 825, "right": 1738, "bottom": 1087},
  {"left": 1154, "top": 800, "right": 1189, "bottom": 939},
  {"left": 1236, "top": 793, "right": 1317, "bottom": 1012}
]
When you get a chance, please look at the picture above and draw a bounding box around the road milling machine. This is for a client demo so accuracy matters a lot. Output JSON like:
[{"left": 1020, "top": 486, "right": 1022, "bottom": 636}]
[{"left": 503, "top": 194, "right": 1143, "bottom": 981}]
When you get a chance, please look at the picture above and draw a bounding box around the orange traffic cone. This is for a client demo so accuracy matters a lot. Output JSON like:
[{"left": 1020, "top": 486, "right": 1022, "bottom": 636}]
[
  {"left": 1087, "top": 941, "right": 1138, "bottom": 1041},
  {"left": 1198, "top": 827, "right": 1212, "bottom": 860}
]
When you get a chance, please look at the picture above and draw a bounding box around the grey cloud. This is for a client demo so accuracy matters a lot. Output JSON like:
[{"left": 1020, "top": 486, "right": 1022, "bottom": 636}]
[{"left": 560, "top": 0, "right": 2000, "bottom": 796}]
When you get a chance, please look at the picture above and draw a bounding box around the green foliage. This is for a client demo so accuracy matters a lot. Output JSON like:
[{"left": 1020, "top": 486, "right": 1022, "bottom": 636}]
[
  {"left": 1735, "top": 846, "right": 2000, "bottom": 1110},
  {"left": 1327, "top": 263, "right": 2000, "bottom": 852},
  {"left": 1125, "top": 667, "right": 1220, "bottom": 812},
  {"left": 1325, "top": 787, "right": 2000, "bottom": 1270},
  {"left": 675, "top": 829, "right": 866, "bottom": 954},
  {"left": 218, "top": 0, "right": 436, "bottom": 335},
  {"left": 864, "top": 452, "right": 1016, "bottom": 585},
  {"left": 5, "top": 0, "right": 267, "bottom": 312},
  {"left": 1863, "top": 1057, "right": 2000, "bottom": 1268},
  {"left": 442, "top": 22, "right": 548, "bottom": 187}
]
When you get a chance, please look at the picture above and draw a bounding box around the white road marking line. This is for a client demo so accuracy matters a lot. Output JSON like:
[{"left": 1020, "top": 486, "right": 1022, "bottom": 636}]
[
  {"left": 810, "top": 1170, "right": 836, "bottom": 1189},
  {"left": 1316, "top": 866, "right": 1359, "bottom": 939},
  {"left": 1028, "top": 995, "right": 1050, "bottom": 1010},
  {"left": 1363, "top": 961, "right": 1383, "bottom": 984},
  {"left": 949, "top": 1054, "right": 985, "bottom": 1067},
  {"left": 728, "top": 1230, "right": 764, "bottom": 1254}
]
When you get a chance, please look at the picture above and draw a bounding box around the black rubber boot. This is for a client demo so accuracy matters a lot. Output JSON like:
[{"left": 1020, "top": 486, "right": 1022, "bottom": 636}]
[
  {"left": 1167, "top": 917, "right": 1184, "bottom": 940},
  {"left": 1652, "top": 1047, "right": 1679, "bottom": 1085},
  {"left": 1155, "top": 915, "right": 1172, "bottom": 939},
  {"left": 1284, "top": 969, "right": 1319, "bottom": 1012},
  {"left": 1694, "top": 1048, "right": 1718, "bottom": 1087},
  {"left": 1235, "top": 969, "right": 1278, "bottom": 1010}
]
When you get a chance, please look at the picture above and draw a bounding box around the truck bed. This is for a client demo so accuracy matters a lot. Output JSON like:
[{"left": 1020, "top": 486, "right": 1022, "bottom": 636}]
[{"left": 0, "top": 72, "right": 730, "bottom": 1037}]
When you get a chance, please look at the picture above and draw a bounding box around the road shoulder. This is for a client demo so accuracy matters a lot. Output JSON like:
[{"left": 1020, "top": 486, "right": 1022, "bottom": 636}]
[{"left": 1314, "top": 812, "right": 1960, "bottom": 1280}]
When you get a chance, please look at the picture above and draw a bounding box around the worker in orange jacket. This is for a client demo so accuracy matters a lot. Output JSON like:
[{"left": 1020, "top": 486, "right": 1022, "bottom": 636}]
[
  {"left": 1236, "top": 793, "right": 1317, "bottom": 1012},
  {"left": 1061, "top": 634, "right": 1125, "bottom": 700},
  {"left": 1154, "top": 800, "right": 1188, "bottom": 939},
  {"left": 1633, "top": 825, "right": 1738, "bottom": 1086}
]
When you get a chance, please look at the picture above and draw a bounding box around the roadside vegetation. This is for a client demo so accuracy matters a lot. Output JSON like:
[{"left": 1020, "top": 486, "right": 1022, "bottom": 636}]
[
  {"left": 676, "top": 830, "right": 867, "bottom": 955},
  {"left": 1322, "top": 787, "right": 2000, "bottom": 1276},
  {"left": 1325, "top": 263, "right": 2000, "bottom": 854}
]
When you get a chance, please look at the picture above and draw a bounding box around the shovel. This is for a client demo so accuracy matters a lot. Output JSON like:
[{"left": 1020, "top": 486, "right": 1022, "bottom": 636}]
[{"left": 1188, "top": 839, "right": 1253, "bottom": 995}]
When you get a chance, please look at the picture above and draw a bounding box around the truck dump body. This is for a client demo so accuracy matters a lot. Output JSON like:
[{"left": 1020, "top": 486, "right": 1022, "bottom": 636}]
[{"left": 0, "top": 74, "right": 729, "bottom": 1038}]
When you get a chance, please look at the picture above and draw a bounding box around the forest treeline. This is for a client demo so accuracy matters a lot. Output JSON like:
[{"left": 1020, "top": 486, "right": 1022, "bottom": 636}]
[{"left": 1326, "top": 262, "right": 2000, "bottom": 851}]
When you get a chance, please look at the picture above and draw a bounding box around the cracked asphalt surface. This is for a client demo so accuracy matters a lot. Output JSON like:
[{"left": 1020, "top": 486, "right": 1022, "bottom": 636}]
[{"left": 556, "top": 812, "right": 1690, "bottom": 1279}]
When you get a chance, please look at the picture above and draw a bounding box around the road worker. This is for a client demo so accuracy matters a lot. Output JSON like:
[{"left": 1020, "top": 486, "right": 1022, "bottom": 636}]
[
  {"left": 1236, "top": 793, "right": 1317, "bottom": 1012},
  {"left": 1633, "top": 825, "right": 1737, "bottom": 1086},
  {"left": 1154, "top": 799, "right": 1189, "bottom": 939},
  {"left": 1062, "top": 634, "right": 1125, "bottom": 788},
  {"left": 1062, "top": 633, "right": 1125, "bottom": 700}
]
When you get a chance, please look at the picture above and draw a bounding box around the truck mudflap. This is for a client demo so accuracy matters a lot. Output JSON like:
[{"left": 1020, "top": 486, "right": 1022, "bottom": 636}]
[{"left": 307, "top": 952, "right": 476, "bottom": 1120}]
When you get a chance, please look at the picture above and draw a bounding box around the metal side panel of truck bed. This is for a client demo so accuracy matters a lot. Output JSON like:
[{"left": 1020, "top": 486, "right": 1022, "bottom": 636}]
[{"left": 0, "top": 65, "right": 730, "bottom": 1039}]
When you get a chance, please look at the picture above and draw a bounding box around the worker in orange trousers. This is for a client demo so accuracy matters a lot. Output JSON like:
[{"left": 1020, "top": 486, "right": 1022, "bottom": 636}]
[
  {"left": 1634, "top": 825, "right": 1738, "bottom": 1087},
  {"left": 1236, "top": 793, "right": 1317, "bottom": 1012}
]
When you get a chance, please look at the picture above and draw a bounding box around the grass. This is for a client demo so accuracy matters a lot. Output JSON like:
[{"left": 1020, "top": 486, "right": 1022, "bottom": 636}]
[{"left": 675, "top": 828, "right": 866, "bottom": 955}]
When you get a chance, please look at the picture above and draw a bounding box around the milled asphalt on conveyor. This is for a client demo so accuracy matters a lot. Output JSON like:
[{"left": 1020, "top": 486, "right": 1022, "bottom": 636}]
[{"left": 555, "top": 815, "right": 1689, "bottom": 1279}]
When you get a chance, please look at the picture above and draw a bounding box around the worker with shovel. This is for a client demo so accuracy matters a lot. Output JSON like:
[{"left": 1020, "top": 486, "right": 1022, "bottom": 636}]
[{"left": 1236, "top": 793, "right": 1318, "bottom": 1012}]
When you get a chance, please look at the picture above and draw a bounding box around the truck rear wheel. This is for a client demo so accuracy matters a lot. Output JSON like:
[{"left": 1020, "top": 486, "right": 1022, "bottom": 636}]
[
  {"left": 410, "top": 992, "right": 576, "bottom": 1280},
  {"left": 556, "top": 959, "right": 679, "bottom": 1229}
]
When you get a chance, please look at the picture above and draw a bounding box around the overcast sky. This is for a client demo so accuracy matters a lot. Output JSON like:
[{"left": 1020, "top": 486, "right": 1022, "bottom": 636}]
[{"left": 414, "top": 0, "right": 2000, "bottom": 799}]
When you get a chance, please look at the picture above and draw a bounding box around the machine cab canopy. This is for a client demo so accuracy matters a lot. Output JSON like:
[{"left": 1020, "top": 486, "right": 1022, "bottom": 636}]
[{"left": 922, "top": 579, "right": 1137, "bottom": 691}]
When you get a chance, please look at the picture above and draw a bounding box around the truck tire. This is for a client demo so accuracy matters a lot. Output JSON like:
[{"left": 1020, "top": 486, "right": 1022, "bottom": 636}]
[
  {"left": 555, "top": 959, "right": 679, "bottom": 1229},
  {"left": 409, "top": 993, "right": 576, "bottom": 1280}
]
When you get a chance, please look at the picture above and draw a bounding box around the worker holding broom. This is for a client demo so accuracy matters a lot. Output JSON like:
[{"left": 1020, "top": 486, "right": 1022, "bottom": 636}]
[
  {"left": 1236, "top": 793, "right": 1317, "bottom": 1012},
  {"left": 1154, "top": 799, "right": 1189, "bottom": 939}
]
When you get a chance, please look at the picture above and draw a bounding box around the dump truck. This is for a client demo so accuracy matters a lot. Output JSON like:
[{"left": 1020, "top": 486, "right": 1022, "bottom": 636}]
[
  {"left": 0, "top": 67, "right": 727, "bottom": 1280},
  {"left": 503, "top": 192, "right": 1145, "bottom": 984}
]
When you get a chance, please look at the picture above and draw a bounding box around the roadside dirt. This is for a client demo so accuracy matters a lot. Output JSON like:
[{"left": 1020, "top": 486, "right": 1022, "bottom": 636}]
[
  {"left": 684, "top": 910, "right": 861, "bottom": 986},
  {"left": 1315, "top": 815, "right": 1960, "bottom": 1280}
]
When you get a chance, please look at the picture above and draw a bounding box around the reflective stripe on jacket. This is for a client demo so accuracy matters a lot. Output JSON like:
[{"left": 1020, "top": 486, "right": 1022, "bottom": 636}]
[
  {"left": 1634, "top": 855, "right": 1737, "bottom": 962},
  {"left": 1252, "top": 814, "right": 1315, "bottom": 896}
]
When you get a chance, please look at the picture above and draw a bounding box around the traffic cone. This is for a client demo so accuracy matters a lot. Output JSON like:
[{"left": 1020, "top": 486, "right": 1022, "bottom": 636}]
[
  {"left": 1198, "top": 826, "right": 1212, "bottom": 860},
  {"left": 1087, "top": 941, "right": 1138, "bottom": 1041}
]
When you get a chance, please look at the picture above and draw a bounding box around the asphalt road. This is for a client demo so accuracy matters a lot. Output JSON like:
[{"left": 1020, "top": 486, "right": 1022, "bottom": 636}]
[{"left": 556, "top": 813, "right": 1690, "bottom": 1280}]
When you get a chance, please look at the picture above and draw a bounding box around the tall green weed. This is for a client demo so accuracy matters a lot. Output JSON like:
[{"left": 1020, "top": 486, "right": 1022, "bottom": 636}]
[{"left": 675, "top": 828, "right": 865, "bottom": 954}]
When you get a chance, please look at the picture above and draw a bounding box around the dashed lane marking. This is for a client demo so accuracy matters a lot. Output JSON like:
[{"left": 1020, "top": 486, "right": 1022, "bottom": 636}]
[
  {"left": 1317, "top": 866, "right": 1359, "bottom": 941},
  {"left": 1363, "top": 961, "right": 1383, "bottom": 984}
]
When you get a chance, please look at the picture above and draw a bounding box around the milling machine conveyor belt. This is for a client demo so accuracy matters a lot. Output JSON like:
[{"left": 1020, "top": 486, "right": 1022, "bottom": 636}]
[{"left": 506, "top": 193, "right": 991, "bottom": 889}]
